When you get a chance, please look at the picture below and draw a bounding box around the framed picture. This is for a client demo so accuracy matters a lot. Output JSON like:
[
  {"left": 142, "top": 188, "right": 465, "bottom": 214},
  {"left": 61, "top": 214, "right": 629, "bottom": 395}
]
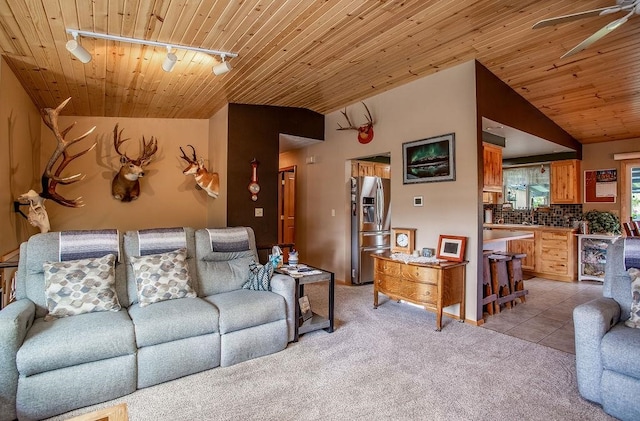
[
  {"left": 436, "top": 235, "right": 467, "bottom": 262},
  {"left": 402, "top": 133, "right": 455, "bottom": 184}
]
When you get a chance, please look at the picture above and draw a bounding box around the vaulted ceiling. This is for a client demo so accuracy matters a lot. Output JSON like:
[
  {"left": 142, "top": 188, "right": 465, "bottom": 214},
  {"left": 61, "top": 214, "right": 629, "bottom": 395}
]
[{"left": 1, "top": 0, "right": 639, "bottom": 144}]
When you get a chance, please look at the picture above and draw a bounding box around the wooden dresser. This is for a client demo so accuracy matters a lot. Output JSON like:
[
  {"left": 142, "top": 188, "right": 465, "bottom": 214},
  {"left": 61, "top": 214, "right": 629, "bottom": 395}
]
[{"left": 372, "top": 253, "right": 467, "bottom": 331}]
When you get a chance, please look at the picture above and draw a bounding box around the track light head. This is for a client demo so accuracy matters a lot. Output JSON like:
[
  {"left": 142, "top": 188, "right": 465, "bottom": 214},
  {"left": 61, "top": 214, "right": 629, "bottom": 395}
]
[
  {"left": 162, "top": 47, "right": 177, "bottom": 72},
  {"left": 213, "top": 54, "right": 232, "bottom": 76},
  {"left": 65, "top": 35, "right": 92, "bottom": 64}
]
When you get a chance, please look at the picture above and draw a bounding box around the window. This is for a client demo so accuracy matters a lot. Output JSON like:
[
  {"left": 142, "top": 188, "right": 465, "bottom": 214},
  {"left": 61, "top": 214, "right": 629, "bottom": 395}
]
[
  {"left": 619, "top": 159, "right": 640, "bottom": 223},
  {"left": 503, "top": 164, "right": 550, "bottom": 210}
]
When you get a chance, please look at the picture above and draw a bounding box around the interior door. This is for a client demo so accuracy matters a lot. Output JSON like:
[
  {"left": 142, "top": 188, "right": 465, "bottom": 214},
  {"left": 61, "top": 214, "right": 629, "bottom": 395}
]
[{"left": 278, "top": 167, "right": 296, "bottom": 246}]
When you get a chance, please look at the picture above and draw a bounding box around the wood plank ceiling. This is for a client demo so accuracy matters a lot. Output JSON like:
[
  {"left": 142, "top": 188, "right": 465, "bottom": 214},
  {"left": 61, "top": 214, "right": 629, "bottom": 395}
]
[{"left": 1, "top": 0, "right": 639, "bottom": 144}]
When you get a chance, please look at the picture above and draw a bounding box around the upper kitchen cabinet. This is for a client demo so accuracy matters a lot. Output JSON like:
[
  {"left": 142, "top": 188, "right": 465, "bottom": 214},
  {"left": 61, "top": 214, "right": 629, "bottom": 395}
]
[
  {"left": 551, "top": 159, "right": 581, "bottom": 204},
  {"left": 351, "top": 160, "right": 390, "bottom": 179},
  {"left": 483, "top": 142, "right": 503, "bottom": 192}
]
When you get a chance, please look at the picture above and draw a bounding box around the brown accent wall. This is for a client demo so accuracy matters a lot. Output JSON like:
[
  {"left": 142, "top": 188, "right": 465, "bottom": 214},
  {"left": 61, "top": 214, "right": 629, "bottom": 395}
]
[
  {"left": 475, "top": 61, "right": 582, "bottom": 156},
  {"left": 227, "top": 104, "right": 323, "bottom": 246}
]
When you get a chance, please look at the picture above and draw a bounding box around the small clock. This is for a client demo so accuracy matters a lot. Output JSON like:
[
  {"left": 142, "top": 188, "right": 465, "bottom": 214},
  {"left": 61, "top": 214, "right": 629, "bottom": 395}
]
[{"left": 391, "top": 228, "right": 416, "bottom": 254}]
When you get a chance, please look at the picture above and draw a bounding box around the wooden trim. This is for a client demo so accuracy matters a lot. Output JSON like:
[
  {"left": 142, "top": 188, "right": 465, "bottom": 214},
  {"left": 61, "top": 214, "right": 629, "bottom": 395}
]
[{"left": 620, "top": 159, "right": 640, "bottom": 223}]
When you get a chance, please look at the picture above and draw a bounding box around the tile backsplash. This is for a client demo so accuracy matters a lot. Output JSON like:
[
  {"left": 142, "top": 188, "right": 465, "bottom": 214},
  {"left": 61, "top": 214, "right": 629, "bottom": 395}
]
[{"left": 484, "top": 204, "right": 583, "bottom": 227}]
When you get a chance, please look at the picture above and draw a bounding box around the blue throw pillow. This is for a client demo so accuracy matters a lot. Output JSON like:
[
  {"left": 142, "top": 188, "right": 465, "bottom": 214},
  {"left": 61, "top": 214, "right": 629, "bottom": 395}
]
[{"left": 243, "top": 259, "right": 274, "bottom": 291}]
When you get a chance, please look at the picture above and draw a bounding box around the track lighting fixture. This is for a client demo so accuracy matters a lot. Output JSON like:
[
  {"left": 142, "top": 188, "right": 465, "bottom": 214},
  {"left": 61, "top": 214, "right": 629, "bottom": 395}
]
[
  {"left": 64, "top": 28, "right": 237, "bottom": 73},
  {"left": 65, "top": 32, "right": 92, "bottom": 64},
  {"left": 162, "top": 46, "right": 177, "bottom": 72},
  {"left": 212, "top": 54, "right": 232, "bottom": 76}
]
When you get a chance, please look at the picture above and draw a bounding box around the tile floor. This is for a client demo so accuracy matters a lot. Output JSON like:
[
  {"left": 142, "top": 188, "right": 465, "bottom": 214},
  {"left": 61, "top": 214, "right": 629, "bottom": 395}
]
[{"left": 481, "top": 277, "right": 604, "bottom": 354}]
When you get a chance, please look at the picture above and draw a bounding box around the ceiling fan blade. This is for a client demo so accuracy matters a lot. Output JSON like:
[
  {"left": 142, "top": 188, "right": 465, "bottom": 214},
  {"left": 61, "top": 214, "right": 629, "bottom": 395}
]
[
  {"left": 560, "top": 15, "right": 629, "bottom": 58},
  {"left": 533, "top": 7, "right": 620, "bottom": 29}
]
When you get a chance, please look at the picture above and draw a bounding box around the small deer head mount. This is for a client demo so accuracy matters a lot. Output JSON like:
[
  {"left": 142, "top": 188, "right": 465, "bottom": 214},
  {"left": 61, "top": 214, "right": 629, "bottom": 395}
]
[
  {"left": 111, "top": 124, "right": 158, "bottom": 202},
  {"left": 179, "top": 145, "right": 220, "bottom": 198},
  {"left": 336, "top": 102, "right": 375, "bottom": 144},
  {"left": 16, "top": 97, "right": 97, "bottom": 233}
]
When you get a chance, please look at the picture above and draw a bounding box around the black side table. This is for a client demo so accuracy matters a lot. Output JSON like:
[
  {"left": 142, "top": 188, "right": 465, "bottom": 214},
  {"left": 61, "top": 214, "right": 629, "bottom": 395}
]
[{"left": 276, "top": 265, "right": 334, "bottom": 341}]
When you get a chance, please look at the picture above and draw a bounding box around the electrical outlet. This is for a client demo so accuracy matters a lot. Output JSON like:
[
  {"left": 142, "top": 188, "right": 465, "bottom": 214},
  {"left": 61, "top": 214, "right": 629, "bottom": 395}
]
[{"left": 255, "top": 208, "right": 263, "bottom": 217}]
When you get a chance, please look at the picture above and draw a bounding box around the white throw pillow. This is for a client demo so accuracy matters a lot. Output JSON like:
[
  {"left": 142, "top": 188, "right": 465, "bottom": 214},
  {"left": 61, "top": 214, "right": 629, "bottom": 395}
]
[
  {"left": 130, "top": 248, "right": 196, "bottom": 307},
  {"left": 43, "top": 254, "right": 120, "bottom": 321}
]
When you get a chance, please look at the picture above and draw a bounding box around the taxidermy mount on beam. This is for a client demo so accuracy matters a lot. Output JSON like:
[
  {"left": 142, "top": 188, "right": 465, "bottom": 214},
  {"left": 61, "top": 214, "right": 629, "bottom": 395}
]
[
  {"left": 111, "top": 124, "right": 158, "bottom": 202},
  {"left": 16, "top": 97, "right": 96, "bottom": 233}
]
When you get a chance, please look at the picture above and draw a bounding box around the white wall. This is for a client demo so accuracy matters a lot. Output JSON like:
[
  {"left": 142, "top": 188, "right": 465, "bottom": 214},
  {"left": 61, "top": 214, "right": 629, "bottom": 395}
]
[{"left": 287, "top": 60, "right": 480, "bottom": 322}]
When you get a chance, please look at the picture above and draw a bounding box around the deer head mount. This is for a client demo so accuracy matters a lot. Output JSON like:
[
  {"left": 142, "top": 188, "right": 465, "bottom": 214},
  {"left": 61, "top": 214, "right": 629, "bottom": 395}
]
[
  {"left": 111, "top": 124, "right": 158, "bottom": 202},
  {"left": 17, "top": 97, "right": 97, "bottom": 233},
  {"left": 179, "top": 145, "right": 219, "bottom": 198},
  {"left": 336, "top": 102, "right": 375, "bottom": 144}
]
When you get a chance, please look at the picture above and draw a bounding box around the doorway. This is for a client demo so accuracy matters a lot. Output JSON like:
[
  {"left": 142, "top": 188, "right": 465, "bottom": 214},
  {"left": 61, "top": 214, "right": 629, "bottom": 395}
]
[
  {"left": 620, "top": 158, "right": 640, "bottom": 223},
  {"left": 278, "top": 166, "right": 296, "bottom": 247}
]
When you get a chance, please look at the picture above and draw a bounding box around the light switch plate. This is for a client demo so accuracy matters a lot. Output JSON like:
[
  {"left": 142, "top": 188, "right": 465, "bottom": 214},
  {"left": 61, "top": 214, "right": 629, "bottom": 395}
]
[{"left": 255, "top": 208, "right": 263, "bottom": 217}]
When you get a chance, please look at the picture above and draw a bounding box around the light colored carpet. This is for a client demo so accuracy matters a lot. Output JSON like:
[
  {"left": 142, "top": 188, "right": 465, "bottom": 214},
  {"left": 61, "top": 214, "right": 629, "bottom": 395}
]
[{"left": 48, "top": 283, "right": 614, "bottom": 421}]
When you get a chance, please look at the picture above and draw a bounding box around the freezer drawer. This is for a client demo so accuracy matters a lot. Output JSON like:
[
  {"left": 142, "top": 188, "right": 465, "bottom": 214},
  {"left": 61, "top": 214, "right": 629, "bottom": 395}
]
[
  {"left": 357, "top": 246, "right": 390, "bottom": 284},
  {"left": 359, "top": 232, "right": 390, "bottom": 248}
]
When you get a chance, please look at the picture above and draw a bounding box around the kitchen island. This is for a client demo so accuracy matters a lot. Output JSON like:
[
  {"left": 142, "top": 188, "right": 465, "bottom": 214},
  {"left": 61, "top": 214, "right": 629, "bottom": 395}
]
[{"left": 484, "top": 224, "right": 578, "bottom": 282}]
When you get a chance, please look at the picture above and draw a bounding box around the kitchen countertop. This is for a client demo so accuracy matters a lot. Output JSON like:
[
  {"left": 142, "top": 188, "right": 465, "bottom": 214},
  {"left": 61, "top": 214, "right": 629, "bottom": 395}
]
[
  {"left": 483, "top": 229, "right": 534, "bottom": 244},
  {"left": 484, "top": 223, "right": 577, "bottom": 232}
]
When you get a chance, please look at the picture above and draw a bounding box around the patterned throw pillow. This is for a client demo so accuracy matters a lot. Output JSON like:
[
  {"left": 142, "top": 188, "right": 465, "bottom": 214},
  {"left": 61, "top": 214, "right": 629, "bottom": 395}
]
[
  {"left": 242, "top": 260, "right": 274, "bottom": 291},
  {"left": 43, "top": 254, "right": 120, "bottom": 321},
  {"left": 130, "top": 248, "right": 196, "bottom": 307},
  {"left": 626, "top": 268, "right": 640, "bottom": 328}
]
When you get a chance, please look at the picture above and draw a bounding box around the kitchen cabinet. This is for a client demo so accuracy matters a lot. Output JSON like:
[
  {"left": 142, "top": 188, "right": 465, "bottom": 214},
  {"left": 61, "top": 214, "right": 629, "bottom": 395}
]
[
  {"left": 577, "top": 234, "right": 620, "bottom": 282},
  {"left": 507, "top": 238, "right": 535, "bottom": 271},
  {"left": 551, "top": 159, "right": 581, "bottom": 204},
  {"left": 351, "top": 160, "right": 390, "bottom": 179},
  {"left": 483, "top": 142, "right": 503, "bottom": 192}
]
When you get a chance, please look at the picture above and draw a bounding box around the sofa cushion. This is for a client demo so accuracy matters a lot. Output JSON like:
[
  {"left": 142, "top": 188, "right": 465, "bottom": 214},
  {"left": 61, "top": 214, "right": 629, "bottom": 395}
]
[
  {"left": 204, "top": 289, "right": 285, "bottom": 334},
  {"left": 130, "top": 248, "right": 197, "bottom": 307},
  {"left": 198, "top": 251, "right": 255, "bottom": 295},
  {"left": 16, "top": 309, "right": 135, "bottom": 377},
  {"left": 128, "top": 297, "right": 219, "bottom": 348},
  {"left": 601, "top": 323, "right": 640, "bottom": 379},
  {"left": 242, "top": 260, "right": 274, "bottom": 291},
  {"left": 626, "top": 268, "right": 640, "bottom": 328},
  {"left": 43, "top": 254, "right": 121, "bottom": 321}
]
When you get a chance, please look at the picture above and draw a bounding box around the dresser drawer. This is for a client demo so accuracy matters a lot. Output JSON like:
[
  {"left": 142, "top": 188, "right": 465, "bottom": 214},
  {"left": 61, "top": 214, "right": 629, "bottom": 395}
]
[
  {"left": 376, "top": 274, "right": 437, "bottom": 305},
  {"left": 375, "top": 259, "right": 402, "bottom": 276},
  {"left": 401, "top": 264, "right": 438, "bottom": 284}
]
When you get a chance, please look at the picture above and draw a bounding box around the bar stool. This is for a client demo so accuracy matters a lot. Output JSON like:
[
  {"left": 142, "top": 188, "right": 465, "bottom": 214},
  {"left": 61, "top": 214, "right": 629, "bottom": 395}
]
[
  {"left": 488, "top": 254, "right": 516, "bottom": 311},
  {"left": 495, "top": 251, "right": 529, "bottom": 304},
  {"left": 482, "top": 250, "right": 498, "bottom": 316}
]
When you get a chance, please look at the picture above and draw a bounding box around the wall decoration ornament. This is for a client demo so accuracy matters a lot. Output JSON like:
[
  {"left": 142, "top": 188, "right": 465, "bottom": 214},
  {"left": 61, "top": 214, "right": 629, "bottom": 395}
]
[
  {"left": 402, "top": 133, "right": 455, "bottom": 184},
  {"left": 16, "top": 97, "right": 97, "bottom": 233},
  {"left": 111, "top": 124, "right": 158, "bottom": 202},
  {"left": 336, "top": 101, "right": 375, "bottom": 144},
  {"left": 179, "top": 145, "right": 220, "bottom": 198},
  {"left": 248, "top": 158, "right": 260, "bottom": 201}
]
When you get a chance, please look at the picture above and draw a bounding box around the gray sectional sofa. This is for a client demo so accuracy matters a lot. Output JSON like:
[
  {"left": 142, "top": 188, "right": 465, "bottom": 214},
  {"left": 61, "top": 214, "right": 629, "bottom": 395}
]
[
  {"left": 0, "top": 227, "right": 295, "bottom": 421},
  {"left": 574, "top": 237, "right": 640, "bottom": 421}
]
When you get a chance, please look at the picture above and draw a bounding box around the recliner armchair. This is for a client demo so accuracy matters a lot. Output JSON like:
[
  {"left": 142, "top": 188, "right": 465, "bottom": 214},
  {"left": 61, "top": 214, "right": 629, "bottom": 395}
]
[{"left": 573, "top": 237, "right": 640, "bottom": 421}]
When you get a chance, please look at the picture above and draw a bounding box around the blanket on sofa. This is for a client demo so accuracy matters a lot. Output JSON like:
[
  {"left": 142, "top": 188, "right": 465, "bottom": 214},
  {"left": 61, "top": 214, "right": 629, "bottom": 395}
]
[
  {"left": 137, "top": 227, "right": 187, "bottom": 255},
  {"left": 59, "top": 229, "right": 120, "bottom": 261}
]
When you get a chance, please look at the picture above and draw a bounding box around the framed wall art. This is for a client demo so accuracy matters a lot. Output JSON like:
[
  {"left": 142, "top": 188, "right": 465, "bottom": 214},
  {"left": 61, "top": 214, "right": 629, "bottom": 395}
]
[
  {"left": 402, "top": 133, "right": 455, "bottom": 184},
  {"left": 436, "top": 235, "right": 467, "bottom": 262}
]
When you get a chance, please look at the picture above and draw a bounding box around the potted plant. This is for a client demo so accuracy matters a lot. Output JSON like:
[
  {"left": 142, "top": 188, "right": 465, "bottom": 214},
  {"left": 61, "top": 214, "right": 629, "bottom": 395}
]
[{"left": 582, "top": 210, "right": 621, "bottom": 235}]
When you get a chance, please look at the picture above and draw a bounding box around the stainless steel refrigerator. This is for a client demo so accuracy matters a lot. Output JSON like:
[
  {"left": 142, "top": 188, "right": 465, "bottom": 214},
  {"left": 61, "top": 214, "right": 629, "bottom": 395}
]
[{"left": 351, "top": 175, "right": 391, "bottom": 284}]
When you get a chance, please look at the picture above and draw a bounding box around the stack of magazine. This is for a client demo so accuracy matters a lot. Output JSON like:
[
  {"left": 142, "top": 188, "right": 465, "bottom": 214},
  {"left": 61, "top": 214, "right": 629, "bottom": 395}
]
[{"left": 279, "top": 265, "right": 323, "bottom": 278}]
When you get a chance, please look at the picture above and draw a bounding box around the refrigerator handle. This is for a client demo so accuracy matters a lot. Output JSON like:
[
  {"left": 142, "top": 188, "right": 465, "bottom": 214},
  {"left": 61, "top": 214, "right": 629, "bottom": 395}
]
[{"left": 375, "top": 177, "right": 384, "bottom": 229}]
